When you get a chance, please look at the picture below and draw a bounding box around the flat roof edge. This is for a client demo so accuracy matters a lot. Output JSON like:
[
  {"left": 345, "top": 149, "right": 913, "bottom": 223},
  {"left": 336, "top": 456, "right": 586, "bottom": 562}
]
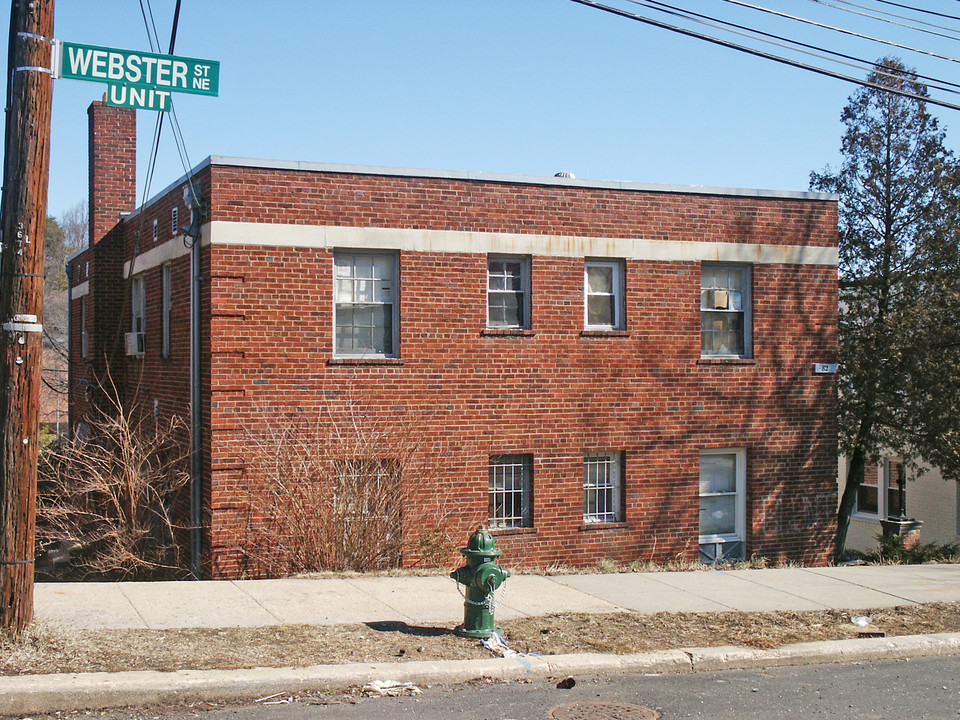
[
  {"left": 127, "top": 156, "right": 838, "bottom": 221},
  {"left": 207, "top": 156, "right": 839, "bottom": 202}
]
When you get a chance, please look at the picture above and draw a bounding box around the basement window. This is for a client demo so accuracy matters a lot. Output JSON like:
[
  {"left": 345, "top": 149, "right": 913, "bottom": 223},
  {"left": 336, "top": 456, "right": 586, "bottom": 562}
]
[
  {"left": 489, "top": 454, "right": 533, "bottom": 529},
  {"left": 583, "top": 452, "right": 623, "bottom": 523}
]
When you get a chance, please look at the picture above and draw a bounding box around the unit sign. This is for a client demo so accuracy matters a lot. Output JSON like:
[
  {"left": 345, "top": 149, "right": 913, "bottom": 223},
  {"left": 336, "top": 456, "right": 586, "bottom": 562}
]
[
  {"left": 57, "top": 41, "right": 219, "bottom": 96},
  {"left": 107, "top": 84, "right": 171, "bottom": 111}
]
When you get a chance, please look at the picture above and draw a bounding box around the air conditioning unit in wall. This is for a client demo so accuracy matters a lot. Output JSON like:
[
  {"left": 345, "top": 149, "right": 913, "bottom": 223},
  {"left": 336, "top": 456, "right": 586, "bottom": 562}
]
[{"left": 125, "top": 331, "right": 145, "bottom": 356}]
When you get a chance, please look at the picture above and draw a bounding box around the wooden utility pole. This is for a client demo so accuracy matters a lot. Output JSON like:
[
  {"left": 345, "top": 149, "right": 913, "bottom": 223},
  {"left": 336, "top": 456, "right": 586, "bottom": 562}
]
[{"left": 0, "top": 0, "right": 54, "bottom": 634}]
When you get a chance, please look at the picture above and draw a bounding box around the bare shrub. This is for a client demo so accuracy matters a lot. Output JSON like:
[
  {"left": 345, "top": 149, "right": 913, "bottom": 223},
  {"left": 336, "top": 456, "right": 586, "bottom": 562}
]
[
  {"left": 238, "top": 401, "right": 460, "bottom": 575},
  {"left": 37, "top": 385, "right": 191, "bottom": 579}
]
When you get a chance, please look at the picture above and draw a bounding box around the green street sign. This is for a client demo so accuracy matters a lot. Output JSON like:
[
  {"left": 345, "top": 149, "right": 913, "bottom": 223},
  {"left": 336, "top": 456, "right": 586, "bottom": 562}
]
[{"left": 56, "top": 40, "right": 219, "bottom": 96}]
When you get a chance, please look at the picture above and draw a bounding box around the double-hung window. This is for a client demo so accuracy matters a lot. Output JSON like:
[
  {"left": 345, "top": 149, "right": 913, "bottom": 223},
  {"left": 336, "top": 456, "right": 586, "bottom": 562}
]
[
  {"left": 488, "top": 454, "right": 532, "bottom": 529},
  {"left": 699, "top": 449, "right": 745, "bottom": 544},
  {"left": 487, "top": 256, "right": 530, "bottom": 329},
  {"left": 334, "top": 252, "right": 398, "bottom": 357},
  {"left": 583, "top": 452, "right": 623, "bottom": 523},
  {"left": 129, "top": 273, "right": 146, "bottom": 356},
  {"left": 584, "top": 260, "right": 625, "bottom": 330},
  {"left": 701, "top": 264, "right": 751, "bottom": 357},
  {"left": 855, "top": 459, "right": 905, "bottom": 520}
]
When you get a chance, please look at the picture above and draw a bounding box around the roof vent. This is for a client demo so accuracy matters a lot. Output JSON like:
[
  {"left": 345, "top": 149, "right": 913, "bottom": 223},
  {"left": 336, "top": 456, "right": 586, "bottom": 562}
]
[{"left": 554, "top": 171, "right": 576, "bottom": 178}]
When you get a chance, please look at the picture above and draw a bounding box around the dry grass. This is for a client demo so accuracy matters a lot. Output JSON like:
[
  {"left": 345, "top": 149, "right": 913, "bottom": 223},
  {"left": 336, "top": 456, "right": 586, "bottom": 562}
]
[{"left": 4, "top": 602, "right": 960, "bottom": 677}]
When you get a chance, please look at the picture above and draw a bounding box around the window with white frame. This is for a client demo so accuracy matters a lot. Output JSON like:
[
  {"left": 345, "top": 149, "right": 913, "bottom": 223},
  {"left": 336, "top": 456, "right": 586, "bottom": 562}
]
[
  {"left": 701, "top": 264, "right": 751, "bottom": 357},
  {"left": 161, "top": 263, "right": 172, "bottom": 358},
  {"left": 334, "top": 252, "right": 398, "bottom": 357},
  {"left": 854, "top": 459, "right": 905, "bottom": 520},
  {"left": 699, "top": 449, "right": 746, "bottom": 543},
  {"left": 171, "top": 206, "right": 179, "bottom": 238},
  {"left": 152, "top": 218, "right": 159, "bottom": 243},
  {"left": 489, "top": 454, "right": 532, "bottom": 529},
  {"left": 584, "top": 259, "right": 625, "bottom": 330},
  {"left": 131, "top": 274, "right": 145, "bottom": 335},
  {"left": 129, "top": 273, "right": 146, "bottom": 356},
  {"left": 487, "top": 256, "right": 530, "bottom": 329},
  {"left": 583, "top": 452, "right": 623, "bottom": 523}
]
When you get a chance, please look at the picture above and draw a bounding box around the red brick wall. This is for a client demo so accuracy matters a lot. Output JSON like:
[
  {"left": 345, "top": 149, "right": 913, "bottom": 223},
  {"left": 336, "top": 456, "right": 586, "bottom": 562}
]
[
  {"left": 195, "top": 165, "right": 838, "bottom": 577},
  {"left": 67, "top": 229, "right": 128, "bottom": 427},
  {"left": 208, "top": 167, "right": 835, "bottom": 248},
  {"left": 76, "top": 154, "right": 838, "bottom": 578}
]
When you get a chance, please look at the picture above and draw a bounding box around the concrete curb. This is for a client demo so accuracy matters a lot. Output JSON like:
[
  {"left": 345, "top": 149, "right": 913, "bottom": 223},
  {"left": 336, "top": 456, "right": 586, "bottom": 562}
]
[{"left": 2, "top": 633, "right": 960, "bottom": 716}]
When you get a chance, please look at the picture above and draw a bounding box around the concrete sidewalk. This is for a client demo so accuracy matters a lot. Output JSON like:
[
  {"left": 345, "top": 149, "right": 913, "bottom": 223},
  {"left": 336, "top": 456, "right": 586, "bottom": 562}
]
[
  {"left": 4, "top": 564, "right": 960, "bottom": 716},
  {"left": 33, "top": 563, "right": 960, "bottom": 629}
]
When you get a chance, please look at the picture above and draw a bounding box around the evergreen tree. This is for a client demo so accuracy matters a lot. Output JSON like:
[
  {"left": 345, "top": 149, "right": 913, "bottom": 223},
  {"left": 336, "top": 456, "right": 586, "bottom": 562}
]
[
  {"left": 43, "top": 215, "right": 66, "bottom": 292},
  {"left": 811, "top": 58, "right": 960, "bottom": 557}
]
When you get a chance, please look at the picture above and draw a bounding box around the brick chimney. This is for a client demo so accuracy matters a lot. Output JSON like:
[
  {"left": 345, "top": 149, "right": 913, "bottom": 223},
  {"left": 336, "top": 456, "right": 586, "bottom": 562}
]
[{"left": 87, "top": 101, "right": 136, "bottom": 246}]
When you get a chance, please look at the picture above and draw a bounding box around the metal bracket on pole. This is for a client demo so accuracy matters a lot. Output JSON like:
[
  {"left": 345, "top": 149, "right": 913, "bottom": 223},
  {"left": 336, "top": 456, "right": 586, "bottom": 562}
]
[
  {"left": 3, "top": 314, "right": 42, "bottom": 333},
  {"left": 15, "top": 33, "right": 59, "bottom": 78},
  {"left": 13, "top": 66, "right": 53, "bottom": 75},
  {"left": 17, "top": 31, "right": 53, "bottom": 44}
]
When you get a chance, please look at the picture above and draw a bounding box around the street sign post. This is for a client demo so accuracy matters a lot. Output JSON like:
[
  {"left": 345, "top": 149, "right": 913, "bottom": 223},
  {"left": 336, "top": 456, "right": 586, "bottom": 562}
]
[{"left": 55, "top": 40, "right": 219, "bottom": 97}]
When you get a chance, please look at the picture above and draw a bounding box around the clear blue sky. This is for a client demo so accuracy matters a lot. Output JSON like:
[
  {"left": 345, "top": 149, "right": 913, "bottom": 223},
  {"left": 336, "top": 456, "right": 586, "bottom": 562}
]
[{"left": 12, "top": 1, "right": 960, "bottom": 219}]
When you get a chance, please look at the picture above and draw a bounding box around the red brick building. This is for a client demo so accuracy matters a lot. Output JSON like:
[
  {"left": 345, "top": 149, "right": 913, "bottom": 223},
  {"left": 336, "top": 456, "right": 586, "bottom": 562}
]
[{"left": 68, "top": 102, "right": 839, "bottom": 578}]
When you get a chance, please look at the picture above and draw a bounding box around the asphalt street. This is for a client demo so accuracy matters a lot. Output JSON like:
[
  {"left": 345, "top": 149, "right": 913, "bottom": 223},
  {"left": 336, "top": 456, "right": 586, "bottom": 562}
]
[{"left": 22, "top": 655, "right": 960, "bottom": 720}]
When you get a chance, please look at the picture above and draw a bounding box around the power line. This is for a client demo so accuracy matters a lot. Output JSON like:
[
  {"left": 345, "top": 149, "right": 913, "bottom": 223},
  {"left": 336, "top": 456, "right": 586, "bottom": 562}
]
[
  {"left": 813, "top": 0, "right": 960, "bottom": 35},
  {"left": 869, "top": 0, "right": 960, "bottom": 24},
  {"left": 720, "top": 0, "right": 960, "bottom": 60},
  {"left": 568, "top": 0, "right": 960, "bottom": 111},
  {"left": 627, "top": 0, "right": 960, "bottom": 96},
  {"left": 138, "top": 0, "right": 158, "bottom": 53}
]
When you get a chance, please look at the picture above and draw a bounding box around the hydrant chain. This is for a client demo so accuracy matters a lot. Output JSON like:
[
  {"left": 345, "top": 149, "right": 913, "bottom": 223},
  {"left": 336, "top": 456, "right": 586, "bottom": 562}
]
[{"left": 450, "top": 526, "right": 510, "bottom": 639}]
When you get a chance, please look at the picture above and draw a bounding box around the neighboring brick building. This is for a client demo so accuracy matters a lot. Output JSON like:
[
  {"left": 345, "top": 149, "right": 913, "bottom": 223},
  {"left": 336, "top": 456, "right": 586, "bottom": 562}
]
[{"left": 68, "top": 101, "right": 840, "bottom": 579}]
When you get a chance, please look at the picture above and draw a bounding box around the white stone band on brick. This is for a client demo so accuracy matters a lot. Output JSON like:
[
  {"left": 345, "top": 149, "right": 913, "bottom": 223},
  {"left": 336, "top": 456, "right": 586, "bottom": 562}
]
[{"left": 124, "top": 222, "right": 839, "bottom": 277}]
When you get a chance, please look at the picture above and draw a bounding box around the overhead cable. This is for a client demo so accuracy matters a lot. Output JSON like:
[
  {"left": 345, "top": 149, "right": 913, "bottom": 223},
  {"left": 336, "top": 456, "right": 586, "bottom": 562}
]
[
  {"left": 720, "top": 0, "right": 960, "bottom": 59},
  {"left": 138, "top": 0, "right": 158, "bottom": 53},
  {"left": 869, "top": 0, "right": 960, "bottom": 24},
  {"left": 568, "top": 0, "right": 960, "bottom": 112},
  {"left": 806, "top": 0, "right": 960, "bottom": 42},
  {"left": 626, "top": 0, "right": 960, "bottom": 95}
]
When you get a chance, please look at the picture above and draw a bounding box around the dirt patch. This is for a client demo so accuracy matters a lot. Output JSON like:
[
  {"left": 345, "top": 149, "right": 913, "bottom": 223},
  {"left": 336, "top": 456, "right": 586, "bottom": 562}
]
[{"left": 4, "top": 602, "right": 960, "bottom": 676}]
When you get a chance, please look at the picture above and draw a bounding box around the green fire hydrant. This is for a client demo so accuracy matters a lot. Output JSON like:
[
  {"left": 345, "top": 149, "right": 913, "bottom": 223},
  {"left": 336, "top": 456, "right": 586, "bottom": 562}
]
[{"left": 450, "top": 526, "right": 511, "bottom": 638}]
